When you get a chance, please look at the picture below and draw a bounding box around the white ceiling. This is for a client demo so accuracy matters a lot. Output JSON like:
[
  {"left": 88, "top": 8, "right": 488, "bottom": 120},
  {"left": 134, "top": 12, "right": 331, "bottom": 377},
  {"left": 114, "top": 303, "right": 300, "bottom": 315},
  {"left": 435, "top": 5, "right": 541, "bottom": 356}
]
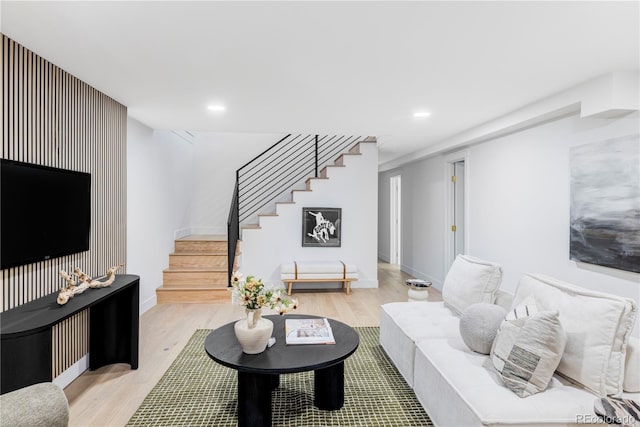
[{"left": 1, "top": 1, "right": 638, "bottom": 165}]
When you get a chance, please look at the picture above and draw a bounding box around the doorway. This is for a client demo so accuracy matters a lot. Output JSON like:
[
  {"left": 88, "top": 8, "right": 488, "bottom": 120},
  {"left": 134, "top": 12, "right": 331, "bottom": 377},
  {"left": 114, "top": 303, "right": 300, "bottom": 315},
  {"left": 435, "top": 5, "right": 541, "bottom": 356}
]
[
  {"left": 453, "top": 161, "right": 465, "bottom": 257},
  {"left": 444, "top": 152, "right": 468, "bottom": 269},
  {"left": 390, "top": 175, "right": 402, "bottom": 265}
]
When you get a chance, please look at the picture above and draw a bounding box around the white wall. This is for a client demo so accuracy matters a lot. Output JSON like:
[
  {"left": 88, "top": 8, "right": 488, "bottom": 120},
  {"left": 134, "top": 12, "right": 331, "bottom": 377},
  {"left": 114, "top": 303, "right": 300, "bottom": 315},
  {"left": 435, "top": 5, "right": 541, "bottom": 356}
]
[
  {"left": 467, "top": 113, "right": 639, "bottom": 291},
  {"left": 379, "top": 112, "right": 640, "bottom": 335},
  {"left": 242, "top": 143, "right": 379, "bottom": 288},
  {"left": 189, "top": 132, "right": 284, "bottom": 235},
  {"left": 127, "top": 118, "right": 195, "bottom": 313}
]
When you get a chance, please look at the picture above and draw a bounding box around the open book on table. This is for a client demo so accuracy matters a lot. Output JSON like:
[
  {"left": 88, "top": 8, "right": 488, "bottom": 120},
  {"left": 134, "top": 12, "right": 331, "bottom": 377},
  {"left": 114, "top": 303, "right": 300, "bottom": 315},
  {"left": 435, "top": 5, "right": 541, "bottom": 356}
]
[{"left": 285, "top": 318, "right": 336, "bottom": 345}]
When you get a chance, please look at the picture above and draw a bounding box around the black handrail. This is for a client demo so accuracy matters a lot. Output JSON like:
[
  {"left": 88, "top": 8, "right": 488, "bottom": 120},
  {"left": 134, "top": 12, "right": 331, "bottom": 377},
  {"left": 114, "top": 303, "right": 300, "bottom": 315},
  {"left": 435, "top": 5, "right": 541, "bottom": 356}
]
[
  {"left": 237, "top": 134, "right": 293, "bottom": 174},
  {"left": 227, "top": 177, "right": 239, "bottom": 286},
  {"left": 226, "top": 133, "right": 363, "bottom": 284}
]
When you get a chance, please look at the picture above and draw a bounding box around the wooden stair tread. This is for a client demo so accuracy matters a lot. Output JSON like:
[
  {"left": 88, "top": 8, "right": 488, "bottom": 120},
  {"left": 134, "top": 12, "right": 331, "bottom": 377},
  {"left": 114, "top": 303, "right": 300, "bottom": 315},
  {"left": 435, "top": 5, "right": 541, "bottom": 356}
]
[
  {"left": 159, "top": 233, "right": 235, "bottom": 302},
  {"left": 177, "top": 234, "right": 227, "bottom": 242},
  {"left": 174, "top": 238, "right": 228, "bottom": 253},
  {"left": 156, "top": 286, "right": 231, "bottom": 304},
  {"left": 158, "top": 284, "right": 230, "bottom": 290},
  {"left": 170, "top": 251, "right": 229, "bottom": 256},
  {"left": 163, "top": 266, "right": 226, "bottom": 272}
]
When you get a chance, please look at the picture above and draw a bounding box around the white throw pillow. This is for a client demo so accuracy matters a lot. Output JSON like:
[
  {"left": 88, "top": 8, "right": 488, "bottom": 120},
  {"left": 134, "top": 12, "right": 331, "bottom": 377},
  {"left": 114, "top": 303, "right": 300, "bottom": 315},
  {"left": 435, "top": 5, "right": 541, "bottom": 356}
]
[
  {"left": 512, "top": 274, "right": 637, "bottom": 396},
  {"left": 490, "top": 299, "right": 567, "bottom": 398},
  {"left": 442, "top": 255, "right": 503, "bottom": 315}
]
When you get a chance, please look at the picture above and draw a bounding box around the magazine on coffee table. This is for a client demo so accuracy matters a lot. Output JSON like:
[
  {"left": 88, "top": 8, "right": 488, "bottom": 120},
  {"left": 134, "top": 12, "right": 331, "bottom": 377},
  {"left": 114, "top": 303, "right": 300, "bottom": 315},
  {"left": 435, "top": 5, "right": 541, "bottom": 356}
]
[{"left": 285, "top": 318, "right": 336, "bottom": 345}]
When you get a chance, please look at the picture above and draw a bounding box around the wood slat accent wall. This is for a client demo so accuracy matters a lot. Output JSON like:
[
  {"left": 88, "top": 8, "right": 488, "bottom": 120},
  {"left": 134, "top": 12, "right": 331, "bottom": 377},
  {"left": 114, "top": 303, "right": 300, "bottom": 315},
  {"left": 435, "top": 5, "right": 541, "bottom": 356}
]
[
  {"left": 52, "top": 311, "right": 89, "bottom": 377},
  {"left": 1, "top": 34, "right": 127, "bottom": 378}
]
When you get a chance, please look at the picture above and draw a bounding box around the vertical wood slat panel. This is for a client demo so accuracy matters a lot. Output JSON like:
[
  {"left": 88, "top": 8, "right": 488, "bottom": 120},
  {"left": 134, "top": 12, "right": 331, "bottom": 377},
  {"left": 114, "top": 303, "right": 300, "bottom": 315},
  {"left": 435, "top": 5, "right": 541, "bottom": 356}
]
[
  {"left": 51, "top": 310, "right": 89, "bottom": 378},
  {"left": 1, "top": 34, "right": 127, "bottom": 378}
]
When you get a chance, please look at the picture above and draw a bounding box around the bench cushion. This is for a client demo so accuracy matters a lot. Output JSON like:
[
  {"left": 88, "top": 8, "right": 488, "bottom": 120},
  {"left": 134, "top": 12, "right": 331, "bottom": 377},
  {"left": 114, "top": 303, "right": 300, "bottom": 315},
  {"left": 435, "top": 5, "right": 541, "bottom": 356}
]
[{"left": 281, "top": 260, "right": 358, "bottom": 280}]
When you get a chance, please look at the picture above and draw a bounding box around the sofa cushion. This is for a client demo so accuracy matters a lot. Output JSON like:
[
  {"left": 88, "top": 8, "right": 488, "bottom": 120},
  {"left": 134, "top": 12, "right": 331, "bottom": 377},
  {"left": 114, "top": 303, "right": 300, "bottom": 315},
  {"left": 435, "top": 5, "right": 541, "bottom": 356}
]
[
  {"left": 442, "top": 255, "right": 503, "bottom": 314},
  {"left": 414, "top": 336, "right": 602, "bottom": 426},
  {"left": 512, "top": 274, "right": 637, "bottom": 396},
  {"left": 459, "top": 303, "right": 507, "bottom": 354},
  {"left": 379, "top": 301, "right": 461, "bottom": 387},
  {"left": 490, "top": 300, "right": 566, "bottom": 397},
  {"left": 624, "top": 336, "right": 640, "bottom": 393}
]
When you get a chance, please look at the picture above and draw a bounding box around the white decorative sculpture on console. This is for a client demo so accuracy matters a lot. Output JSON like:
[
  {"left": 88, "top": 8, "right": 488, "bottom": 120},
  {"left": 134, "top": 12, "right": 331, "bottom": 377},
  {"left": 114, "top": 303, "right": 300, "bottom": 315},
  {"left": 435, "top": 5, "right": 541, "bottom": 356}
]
[{"left": 57, "top": 264, "right": 123, "bottom": 305}]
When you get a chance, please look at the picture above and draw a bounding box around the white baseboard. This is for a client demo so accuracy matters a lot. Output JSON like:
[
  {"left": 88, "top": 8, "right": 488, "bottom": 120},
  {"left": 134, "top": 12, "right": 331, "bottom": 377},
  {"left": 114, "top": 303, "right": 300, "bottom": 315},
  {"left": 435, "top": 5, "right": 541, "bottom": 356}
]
[
  {"left": 190, "top": 226, "right": 226, "bottom": 236},
  {"left": 400, "top": 264, "right": 443, "bottom": 291},
  {"left": 378, "top": 253, "right": 390, "bottom": 263},
  {"left": 54, "top": 354, "right": 88, "bottom": 389},
  {"left": 175, "top": 226, "right": 228, "bottom": 239},
  {"left": 351, "top": 279, "right": 379, "bottom": 288},
  {"left": 174, "top": 228, "right": 192, "bottom": 240},
  {"left": 140, "top": 294, "right": 156, "bottom": 315}
]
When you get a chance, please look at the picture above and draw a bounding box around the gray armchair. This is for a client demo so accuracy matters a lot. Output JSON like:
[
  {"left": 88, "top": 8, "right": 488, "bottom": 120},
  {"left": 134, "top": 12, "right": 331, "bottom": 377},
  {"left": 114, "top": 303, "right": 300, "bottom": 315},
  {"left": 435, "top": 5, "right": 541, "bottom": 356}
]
[{"left": 1, "top": 383, "right": 69, "bottom": 427}]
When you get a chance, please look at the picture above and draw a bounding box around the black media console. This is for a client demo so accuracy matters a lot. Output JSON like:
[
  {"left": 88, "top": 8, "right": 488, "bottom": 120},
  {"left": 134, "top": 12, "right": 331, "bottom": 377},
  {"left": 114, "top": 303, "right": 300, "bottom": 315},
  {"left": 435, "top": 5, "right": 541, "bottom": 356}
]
[{"left": 1, "top": 274, "right": 139, "bottom": 394}]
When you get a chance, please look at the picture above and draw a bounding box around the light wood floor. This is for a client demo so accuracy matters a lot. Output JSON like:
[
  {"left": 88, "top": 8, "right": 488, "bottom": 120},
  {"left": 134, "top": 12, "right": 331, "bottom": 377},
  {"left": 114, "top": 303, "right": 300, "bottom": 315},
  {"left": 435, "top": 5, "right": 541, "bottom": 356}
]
[{"left": 64, "top": 261, "right": 442, "bottom": 426}]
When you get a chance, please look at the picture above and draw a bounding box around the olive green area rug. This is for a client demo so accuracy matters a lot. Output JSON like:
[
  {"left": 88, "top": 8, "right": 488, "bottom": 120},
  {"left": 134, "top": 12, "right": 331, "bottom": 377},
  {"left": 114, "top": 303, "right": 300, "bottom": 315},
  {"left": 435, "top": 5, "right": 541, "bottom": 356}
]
[{"left": 127, "top": 327, "right": 432, "bottom": 426}]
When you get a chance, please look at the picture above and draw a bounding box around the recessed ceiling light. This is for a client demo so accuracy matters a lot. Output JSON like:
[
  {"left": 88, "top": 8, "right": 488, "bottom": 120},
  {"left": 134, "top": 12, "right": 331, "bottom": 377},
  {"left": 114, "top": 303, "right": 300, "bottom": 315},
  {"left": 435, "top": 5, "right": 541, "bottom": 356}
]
[
  {"left": 207, "top": 105, "right": 226, "bottom": 112},
  {"left": 413, "top": 111, "right": 431, "bottom": 118}
]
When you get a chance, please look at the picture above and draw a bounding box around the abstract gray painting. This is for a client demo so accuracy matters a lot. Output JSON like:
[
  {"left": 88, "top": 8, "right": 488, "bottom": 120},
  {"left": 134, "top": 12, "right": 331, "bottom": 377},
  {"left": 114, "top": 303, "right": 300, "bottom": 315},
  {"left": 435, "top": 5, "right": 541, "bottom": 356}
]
[{"left": 570, "top": 135, "right": 640, "bottom": 273}]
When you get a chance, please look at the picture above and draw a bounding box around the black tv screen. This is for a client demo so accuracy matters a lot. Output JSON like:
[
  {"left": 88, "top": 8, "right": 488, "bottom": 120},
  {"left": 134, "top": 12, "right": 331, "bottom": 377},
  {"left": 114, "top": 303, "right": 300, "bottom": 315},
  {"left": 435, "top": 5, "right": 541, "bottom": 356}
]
[{"left": 1, "top": 159, "right": 91, "bottom": 269}]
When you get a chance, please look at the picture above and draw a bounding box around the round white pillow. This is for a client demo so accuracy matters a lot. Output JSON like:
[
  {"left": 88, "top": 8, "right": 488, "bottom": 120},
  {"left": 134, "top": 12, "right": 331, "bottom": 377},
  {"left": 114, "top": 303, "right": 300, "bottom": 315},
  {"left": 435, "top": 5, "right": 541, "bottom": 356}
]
[{"left": 459, "top": 303, "right": 506, "bottom": 354}]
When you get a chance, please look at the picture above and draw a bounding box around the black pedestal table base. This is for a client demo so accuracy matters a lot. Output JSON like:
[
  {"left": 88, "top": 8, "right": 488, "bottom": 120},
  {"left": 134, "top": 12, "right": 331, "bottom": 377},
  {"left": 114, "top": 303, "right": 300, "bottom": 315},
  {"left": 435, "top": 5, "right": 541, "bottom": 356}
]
[{"left": 314, "top": 361, "right": 345, "bottom": 410}]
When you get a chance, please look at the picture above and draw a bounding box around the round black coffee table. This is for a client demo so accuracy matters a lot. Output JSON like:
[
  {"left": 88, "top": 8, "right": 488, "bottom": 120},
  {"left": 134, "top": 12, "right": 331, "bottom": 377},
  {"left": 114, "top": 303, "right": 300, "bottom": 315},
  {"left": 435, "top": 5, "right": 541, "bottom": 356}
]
[{"left": 204, "top": 314, "right": 359, "bottom": 427}]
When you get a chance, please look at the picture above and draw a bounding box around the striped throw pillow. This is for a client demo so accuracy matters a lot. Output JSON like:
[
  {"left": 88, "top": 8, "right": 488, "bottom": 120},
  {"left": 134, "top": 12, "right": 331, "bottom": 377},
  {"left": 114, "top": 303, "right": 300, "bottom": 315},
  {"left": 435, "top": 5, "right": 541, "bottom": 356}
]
[{"left": 490, "top": 299, "right": 567, "bottom": 397}]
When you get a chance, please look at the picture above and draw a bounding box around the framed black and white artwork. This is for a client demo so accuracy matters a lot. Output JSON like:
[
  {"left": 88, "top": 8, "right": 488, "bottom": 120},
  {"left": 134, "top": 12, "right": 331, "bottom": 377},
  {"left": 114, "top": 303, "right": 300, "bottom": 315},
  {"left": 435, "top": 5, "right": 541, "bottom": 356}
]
[
  {"left": 569, "top": 135, "right": 640, "bottom": 273},
  {"left": 302, "top": 207, "right": 341, "bottom": 247}
]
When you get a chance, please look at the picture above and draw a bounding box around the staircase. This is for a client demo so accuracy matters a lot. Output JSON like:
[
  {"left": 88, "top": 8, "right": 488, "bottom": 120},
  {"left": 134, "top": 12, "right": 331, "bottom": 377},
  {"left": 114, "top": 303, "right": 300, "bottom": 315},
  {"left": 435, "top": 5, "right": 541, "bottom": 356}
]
[
  {"left": 228, "top": 134, "right": 376, "bottom": 284},
  {"left": 156, "top": 235, "right": 235, "bottom": 303},
  {"left": 238, "top": 137, "right": 378, "bottom": 286},
  {"left": 241, "top": 142, "right": 367, "bottom": 230}
]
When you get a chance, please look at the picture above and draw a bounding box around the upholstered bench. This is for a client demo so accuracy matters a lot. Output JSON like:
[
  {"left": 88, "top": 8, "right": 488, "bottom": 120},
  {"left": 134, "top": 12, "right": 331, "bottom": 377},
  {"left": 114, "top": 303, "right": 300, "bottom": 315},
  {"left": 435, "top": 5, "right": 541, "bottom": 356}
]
[{"left": 281, "top": 260, "right": 358, "bottom": 295}]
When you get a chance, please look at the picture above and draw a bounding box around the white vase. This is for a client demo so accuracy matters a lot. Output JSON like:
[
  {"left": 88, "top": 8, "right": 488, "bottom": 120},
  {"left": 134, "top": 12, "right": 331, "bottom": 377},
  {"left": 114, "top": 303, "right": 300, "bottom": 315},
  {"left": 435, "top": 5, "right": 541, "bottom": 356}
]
[{"left": 234, "top": 309, "right": 274, "bottom": 354}]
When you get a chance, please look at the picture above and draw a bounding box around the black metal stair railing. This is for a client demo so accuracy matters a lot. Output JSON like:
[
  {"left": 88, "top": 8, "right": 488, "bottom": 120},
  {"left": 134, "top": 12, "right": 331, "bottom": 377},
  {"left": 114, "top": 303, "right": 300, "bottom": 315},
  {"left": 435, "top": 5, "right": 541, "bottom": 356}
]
[
  {"left": 227, "top": 180, "right": 240, "bottom": 286},
  {"left": 226, "top": 134, "right": 363, "bottom": 285}
]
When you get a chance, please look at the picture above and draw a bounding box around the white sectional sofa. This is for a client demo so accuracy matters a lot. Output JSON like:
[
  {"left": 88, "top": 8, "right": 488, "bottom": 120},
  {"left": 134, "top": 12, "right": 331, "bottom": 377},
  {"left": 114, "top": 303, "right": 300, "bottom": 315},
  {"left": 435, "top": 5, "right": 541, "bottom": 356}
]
[{"left": 380, "top": 255, "right": 639, "bottom": 427}]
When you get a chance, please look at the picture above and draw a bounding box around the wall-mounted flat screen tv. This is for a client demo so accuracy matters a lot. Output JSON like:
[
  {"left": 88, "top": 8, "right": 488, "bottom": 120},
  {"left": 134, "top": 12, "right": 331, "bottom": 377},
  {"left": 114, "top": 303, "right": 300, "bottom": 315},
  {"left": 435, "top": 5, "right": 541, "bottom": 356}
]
[{"left": 1, "top": 159, "right": 91, "bottom": 269}]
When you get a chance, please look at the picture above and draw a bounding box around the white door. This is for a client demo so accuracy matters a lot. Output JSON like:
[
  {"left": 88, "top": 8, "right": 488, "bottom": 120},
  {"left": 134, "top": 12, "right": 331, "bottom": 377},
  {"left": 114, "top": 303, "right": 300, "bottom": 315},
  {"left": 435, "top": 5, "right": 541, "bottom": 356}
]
[
  {"left": 453, "top": 161, "right": 465, "bottom": 257},
  {"left": 390, "top": 175, "right": 402, "bottom": 265}
]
